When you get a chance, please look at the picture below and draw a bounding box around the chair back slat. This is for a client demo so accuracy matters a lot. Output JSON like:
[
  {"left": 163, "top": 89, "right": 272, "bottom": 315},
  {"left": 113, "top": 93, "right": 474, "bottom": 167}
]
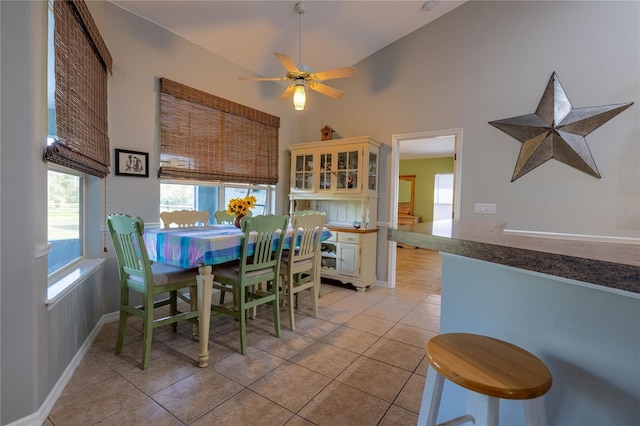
[
  {"left": 291, "top": 213, "right": 326, "bottom": 261},
  {"left": 107, "top": 214, "right": 152, "bottom": 288},
  {"left": 161, "top": 210, "right": 209, "bottom": 228},
  {"left": 239, "top": 215, "right": 289, "bottom": 279}
]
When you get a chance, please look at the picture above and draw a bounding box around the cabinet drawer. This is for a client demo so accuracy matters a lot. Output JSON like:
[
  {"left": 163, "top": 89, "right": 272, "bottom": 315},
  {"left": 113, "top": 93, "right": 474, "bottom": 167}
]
[{"left": 337, "top": 233, "right": 360, "bottom": 244}]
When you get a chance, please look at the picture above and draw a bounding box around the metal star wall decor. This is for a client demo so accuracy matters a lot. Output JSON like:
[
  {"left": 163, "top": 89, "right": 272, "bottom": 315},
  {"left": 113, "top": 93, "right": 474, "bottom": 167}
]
[{"left": 489, "top": 72, "right": 633, "bottom": 181}]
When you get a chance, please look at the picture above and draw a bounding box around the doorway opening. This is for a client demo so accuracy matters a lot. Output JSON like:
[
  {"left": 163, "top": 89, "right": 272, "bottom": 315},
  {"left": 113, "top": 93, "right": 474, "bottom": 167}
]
[{"left": 387, "top": 128, "right": 463, "bottom": 288}]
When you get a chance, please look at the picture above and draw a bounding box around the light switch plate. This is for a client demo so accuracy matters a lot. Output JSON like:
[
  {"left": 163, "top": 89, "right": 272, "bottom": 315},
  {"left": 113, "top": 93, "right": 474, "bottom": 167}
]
[{"left": 475, "top": 203, "right": 496, "bottom": 214}]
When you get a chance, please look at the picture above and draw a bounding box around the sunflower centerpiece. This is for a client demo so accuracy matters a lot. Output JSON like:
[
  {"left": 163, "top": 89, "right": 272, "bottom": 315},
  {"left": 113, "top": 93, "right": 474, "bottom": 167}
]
[{"left": 227, "top": 195, "right": 256, "bottom": 227}]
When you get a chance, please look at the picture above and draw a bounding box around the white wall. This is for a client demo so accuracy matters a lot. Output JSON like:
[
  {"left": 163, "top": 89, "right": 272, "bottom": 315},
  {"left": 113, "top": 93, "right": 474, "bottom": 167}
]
[
  {"left": 1, "top": 2, "right": 47, "bottom": 422},
  {"left": 94, "top": 1, "right": 299, "bottom": 225},
  {"left": 299, "top": 0, "right": 639, "bottom": 280}
]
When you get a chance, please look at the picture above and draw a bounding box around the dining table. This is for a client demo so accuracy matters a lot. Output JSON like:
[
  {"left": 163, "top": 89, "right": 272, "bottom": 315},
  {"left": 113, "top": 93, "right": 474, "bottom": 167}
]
[{"left": 144, "top": 223, "right": 333, "bottom": 367}]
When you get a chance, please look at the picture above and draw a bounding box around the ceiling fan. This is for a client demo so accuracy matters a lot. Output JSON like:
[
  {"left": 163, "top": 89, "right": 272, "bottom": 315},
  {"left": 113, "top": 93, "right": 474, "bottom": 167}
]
[{"left": 239, "top": 1, "right": 357, "bottom": 110}]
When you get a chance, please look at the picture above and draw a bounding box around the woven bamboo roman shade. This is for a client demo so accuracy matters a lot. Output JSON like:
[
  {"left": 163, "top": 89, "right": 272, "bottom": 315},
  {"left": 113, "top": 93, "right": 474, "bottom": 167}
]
[
  {"left": 159, "top": 78, "right": 280, "bottom": 185},
  {"left": 44, "top": 0, "right": 112, "bottom": 178}
]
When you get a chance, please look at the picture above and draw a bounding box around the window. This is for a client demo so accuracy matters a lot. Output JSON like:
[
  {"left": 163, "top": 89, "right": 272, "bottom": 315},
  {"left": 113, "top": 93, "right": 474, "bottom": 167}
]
[
  {"left": 47, "top": 0, "right": 56, "bottom": 144},
  {"left": 48, "top": 169, "right": 84, "bottom": 276},
  {"left": 160, "top": 182, "right": 273, "bottom": 220},
  {"left": 47, "top": 3, "right": 84, "bottom": 279},
  {"left": 157, "top": 79, "right": 278, "bottom": 223},
  {"left": 44, "top": 0, "right": 112, "bottom": 176},
  {"left": 46, "top": 1, "right": 106, "bottom": 295},
  {"left": 224, "top": 186, "right": 269, "bottom": 216},
  {"left": 433, "top": 173, "right": 454, "bottom": 221}
]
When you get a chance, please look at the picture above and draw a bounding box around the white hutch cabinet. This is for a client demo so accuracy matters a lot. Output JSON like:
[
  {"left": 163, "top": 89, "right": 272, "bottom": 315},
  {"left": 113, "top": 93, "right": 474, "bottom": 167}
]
[{"left": 288, "top": 136, "right": 381, "bottom": 291}]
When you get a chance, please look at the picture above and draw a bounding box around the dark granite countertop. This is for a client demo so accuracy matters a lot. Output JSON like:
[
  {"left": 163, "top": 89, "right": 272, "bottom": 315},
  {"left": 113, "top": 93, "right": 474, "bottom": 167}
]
[{"left": 388, "top": 221, "right": 640, "bottom": 295}]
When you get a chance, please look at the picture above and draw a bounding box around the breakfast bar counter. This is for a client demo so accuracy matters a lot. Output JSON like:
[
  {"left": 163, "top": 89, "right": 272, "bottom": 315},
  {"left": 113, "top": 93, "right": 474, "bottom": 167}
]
[
  {"left": 388, "top": 220, "right": 639, "bottom": 425},
  {"left": 388, "top": 220, "right": 640, "bottom": 294}
]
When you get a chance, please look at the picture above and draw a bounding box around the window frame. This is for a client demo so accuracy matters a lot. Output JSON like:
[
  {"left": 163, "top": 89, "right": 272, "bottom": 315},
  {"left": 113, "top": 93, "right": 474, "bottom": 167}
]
[
  {"left": 160, "top": 179, "right": 275, "bottom": 219},
  {"left": 44, "top": 0, "right": 109, "bottom": 306},
  {"left": 47, "top": 164, "right": 86, "bottom": 283}
]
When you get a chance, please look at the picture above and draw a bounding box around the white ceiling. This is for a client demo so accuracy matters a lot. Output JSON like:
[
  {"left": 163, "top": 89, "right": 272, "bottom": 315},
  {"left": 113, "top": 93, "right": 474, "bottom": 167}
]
[
  {"left": 400, "top": 135, "right": 456, "bottom": 159},
  {"left": 107, "top": 0, "right": 463, "bottom": 157}
]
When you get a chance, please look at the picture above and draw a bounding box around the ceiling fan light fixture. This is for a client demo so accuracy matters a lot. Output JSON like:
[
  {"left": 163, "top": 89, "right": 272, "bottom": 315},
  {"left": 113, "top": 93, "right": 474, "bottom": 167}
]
[
  {"left": 293, "top": 84, "right": 306, "bottom": 110},
  {"left": 239, "top": 0, "right": 354, "bottom": 107}
]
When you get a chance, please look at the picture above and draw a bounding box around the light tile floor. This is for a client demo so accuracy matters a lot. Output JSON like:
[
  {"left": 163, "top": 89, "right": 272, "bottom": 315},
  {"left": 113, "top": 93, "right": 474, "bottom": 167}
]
[{"left": 45, "top": 248, "right": 441, "bottom": 425}]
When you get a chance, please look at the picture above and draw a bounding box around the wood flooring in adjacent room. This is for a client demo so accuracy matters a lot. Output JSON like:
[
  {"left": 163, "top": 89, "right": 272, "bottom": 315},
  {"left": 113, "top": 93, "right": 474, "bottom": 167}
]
[{"left": 395, "top": 247, "right": 442, "bottom": 294}]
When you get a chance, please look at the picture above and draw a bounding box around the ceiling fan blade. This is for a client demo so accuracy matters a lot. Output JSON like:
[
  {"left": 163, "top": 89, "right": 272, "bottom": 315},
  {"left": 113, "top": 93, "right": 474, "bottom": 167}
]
[
  {"left": 311, "top": 66, "right": 357, "bottom": 81},
  {"left": 239, "top": 76, "right": 288, "bottom": 81},
  {"left": 274, "top": 52, "right": 300, "bottom": 74},
  {"left": 308, "top": 82, "right": 344, "bottom": 98},
  {"left": 279, "top": 85, "right": 296, "bottom": 100}
]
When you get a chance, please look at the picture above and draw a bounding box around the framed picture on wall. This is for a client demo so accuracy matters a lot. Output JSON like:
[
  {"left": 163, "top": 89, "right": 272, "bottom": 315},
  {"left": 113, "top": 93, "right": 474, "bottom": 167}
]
[{"left": 115, "top": 149, "right": 149, "bottom": 177}]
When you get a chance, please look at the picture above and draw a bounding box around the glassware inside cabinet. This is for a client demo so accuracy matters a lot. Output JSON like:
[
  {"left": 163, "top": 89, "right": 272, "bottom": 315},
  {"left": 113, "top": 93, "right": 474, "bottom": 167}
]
[
  {"left": 294, "top": 154, "right": 314, "bottom": 190},
  {"left": 319, "top": 153, "right": 332, "bottom": 190},
  {"left": 336, "top": 150, "right": 359, "bottom": 190},
  {"left": 348, "top": 151, "right": 358, "bottom": 170},
  {"left": 336, "top": 171, "right": 346, "bottom": 189},
  {"left": 368, "top": 151, "right": 377, "bottom": 190},
  {"left": 347, "top": 171, "right": 357, "bottom": 189}
]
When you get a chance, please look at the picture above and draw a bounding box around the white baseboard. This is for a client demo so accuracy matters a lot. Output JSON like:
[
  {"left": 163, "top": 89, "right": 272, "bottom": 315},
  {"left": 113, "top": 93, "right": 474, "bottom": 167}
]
[
  {"left": 503, "top": 229, "right": 640, "bottom": 245},
  {"left": 6, "top": 312, "right": 119, "bottom": 426}
]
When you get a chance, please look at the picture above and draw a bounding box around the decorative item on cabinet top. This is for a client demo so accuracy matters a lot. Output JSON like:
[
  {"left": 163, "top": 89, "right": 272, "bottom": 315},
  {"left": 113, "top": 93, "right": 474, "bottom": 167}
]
[{"left": 321, "top": 125, "right": 335, "bottom": 140}]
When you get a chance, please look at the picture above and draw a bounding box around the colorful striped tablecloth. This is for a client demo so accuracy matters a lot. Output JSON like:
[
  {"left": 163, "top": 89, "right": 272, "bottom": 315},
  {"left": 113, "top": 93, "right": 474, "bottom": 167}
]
[{"left": 144, "top": 224, "right": 333, "bottom": 269}]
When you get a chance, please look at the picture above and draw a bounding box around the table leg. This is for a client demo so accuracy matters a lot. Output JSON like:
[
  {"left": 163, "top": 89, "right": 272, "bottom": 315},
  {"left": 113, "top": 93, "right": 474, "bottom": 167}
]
[{"left": 196, "top": 265, "right": 213, "bottom": 367}]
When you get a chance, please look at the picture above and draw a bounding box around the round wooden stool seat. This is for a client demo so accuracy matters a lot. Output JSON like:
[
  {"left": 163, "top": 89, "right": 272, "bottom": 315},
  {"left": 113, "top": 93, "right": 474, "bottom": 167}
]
[
  {"left": 427, "top": 333, "right": 552, "bottom": 400},
  {"left": 419, "top": 333, "right": 553, "bottom": 426}
]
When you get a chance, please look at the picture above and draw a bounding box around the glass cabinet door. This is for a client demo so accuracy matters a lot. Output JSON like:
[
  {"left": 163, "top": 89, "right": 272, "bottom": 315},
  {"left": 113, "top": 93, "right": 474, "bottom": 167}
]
[
  {"left": 319, "top": 152, "right": 332, "bottom": 190},
  {"left": 336, "top": 149, "right": 359, "bottom": 191},
  {"left": 294, "top": 153, "right": 314, "bottom": 190},
  {"left": 368, "top": 151, "right": 377, "bottom": 191}
]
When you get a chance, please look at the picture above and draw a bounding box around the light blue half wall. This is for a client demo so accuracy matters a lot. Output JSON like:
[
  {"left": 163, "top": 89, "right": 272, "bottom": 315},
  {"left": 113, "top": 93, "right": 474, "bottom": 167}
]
[{"left": 419, "top": 253, "right": 640, "bottom": 425}]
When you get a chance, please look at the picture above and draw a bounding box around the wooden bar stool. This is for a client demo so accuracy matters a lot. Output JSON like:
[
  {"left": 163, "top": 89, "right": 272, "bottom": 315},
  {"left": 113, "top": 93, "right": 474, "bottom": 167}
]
[{"left": 420, "top": 333, "right": 552, "bottom": 426}]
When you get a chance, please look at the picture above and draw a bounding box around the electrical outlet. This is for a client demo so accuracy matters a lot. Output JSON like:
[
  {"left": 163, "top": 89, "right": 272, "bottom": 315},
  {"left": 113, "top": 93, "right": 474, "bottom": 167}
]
[{"left": 475, "top": 203, "right": 496, "bottom": 214}]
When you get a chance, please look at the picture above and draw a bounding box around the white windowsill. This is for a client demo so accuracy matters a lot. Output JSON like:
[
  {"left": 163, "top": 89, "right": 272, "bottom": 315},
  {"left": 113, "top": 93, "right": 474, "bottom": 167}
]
[{"left": 46, "top": 258, "right": 105, "bottom": 308}]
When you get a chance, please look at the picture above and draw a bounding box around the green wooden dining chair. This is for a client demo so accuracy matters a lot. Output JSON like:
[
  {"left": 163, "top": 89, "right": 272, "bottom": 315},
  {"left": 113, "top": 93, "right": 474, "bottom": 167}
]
[
  {"left": 214, "top": 209, "right": 252, "bottom": 305},
  {"left": 210, "top": 214, "right": 289, "bottom": 354},
  {"left": 280, "top": 212, "right": 326, "bottom": 330},
  {"left": 291, "top": 210, "right": 327, "bottom": 298},
  {"left": 107, "top": 214, "right": 199, "bottom": 369},
  {"left": 160, "top": 210, "right": 210, "bottom": 332}
]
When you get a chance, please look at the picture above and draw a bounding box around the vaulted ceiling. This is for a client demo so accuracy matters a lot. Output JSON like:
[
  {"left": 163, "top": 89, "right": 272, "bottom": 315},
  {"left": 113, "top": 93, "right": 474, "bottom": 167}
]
[
  {"left": 109, "top": 1, "right": 463, "bottom": 157},
  {"left": 109, "top": 1, "right": 464, "bottom": 80}
]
